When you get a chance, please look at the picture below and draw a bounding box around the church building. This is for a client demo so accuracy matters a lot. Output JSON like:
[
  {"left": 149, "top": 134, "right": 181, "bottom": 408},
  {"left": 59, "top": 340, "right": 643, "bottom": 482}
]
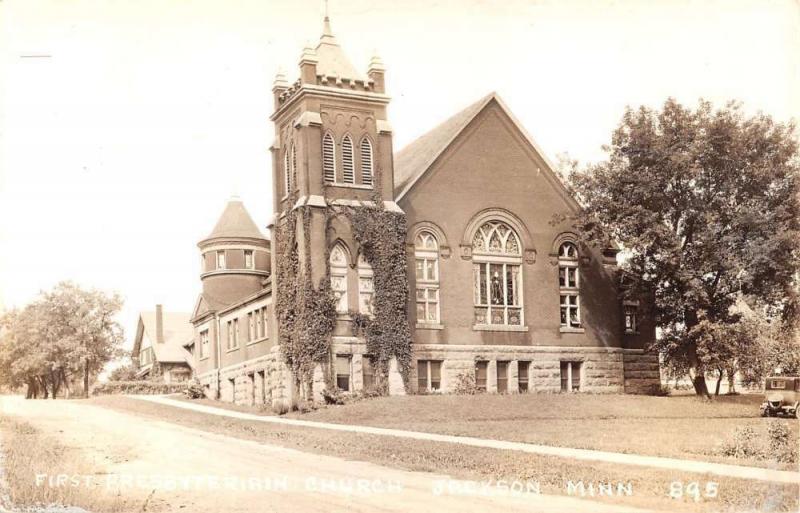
[{"left": 186, "top": 15, "right": 661, "bottom": 407}]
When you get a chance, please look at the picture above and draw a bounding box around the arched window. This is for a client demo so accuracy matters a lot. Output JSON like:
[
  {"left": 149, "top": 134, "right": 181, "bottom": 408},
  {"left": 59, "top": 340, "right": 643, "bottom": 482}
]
[
  {"left": 360, "top": 137, "right": 373, "bottom": 186},
  {"left": 341, "top": 135, "right": 355, "bottom": 184},
  {"left": 322, "top": 132, "right": 336, "bottom": 183},
  {"left": 283, "top": 149, "right": 291, "bottom": 195},
  {"left": 472, "top": 221, "right": 522, "bottom": 326},
  {"left": 330, "top": 244, "right": 349, "bottom": 313},
  {"left": 558, "top": 241, "right": 580, "bottom": 329},
  {"left": 357, "top": 253, "right": 374, "bottom": 316},
  {"left": 290, "top": 143, "right": 297, "bottom": 190},
  {"left": 414, "top": 231, "right": 440, "bottom": 324}
]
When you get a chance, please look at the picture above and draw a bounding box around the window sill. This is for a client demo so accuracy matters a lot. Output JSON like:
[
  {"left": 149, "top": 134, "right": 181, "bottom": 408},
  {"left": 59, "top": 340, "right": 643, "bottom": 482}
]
[
  {"left": 226, "top": 347, "right": 240, "bottom": 353},
  {"left": 199, "top": 356, "right": 209, "bottom": 361},
  {"left": 416, "top": 323, "right": 444, "bottom": 330},
  {"left": 559, "top": 326, "right": 585, "bottom": 334},
  {"left": 624, "top": 331, "right": 639, "bottom": 336},
  {"left": 246, "top": 336, "right": 268, "bottom": 346},
  {"left": 325, "top": 182, "right": 373, "bottom": 190},
  {"left": 472, "top": 325, "right": 529, "bottom": 332}
]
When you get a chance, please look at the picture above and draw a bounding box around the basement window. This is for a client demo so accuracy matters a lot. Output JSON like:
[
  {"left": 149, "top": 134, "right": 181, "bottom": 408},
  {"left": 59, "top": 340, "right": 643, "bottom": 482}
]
[
  {"left": 518, "top": 361, "right": 530, "bottom": 392},
  {"left": 560, "top": 361, "right": 582, "bottom": 392},
  {"left": 336, "top": 355, "right": 351, "bottom": 392},
  {"left": 475, "top": 360, "right": 488, "bottom": 391}
]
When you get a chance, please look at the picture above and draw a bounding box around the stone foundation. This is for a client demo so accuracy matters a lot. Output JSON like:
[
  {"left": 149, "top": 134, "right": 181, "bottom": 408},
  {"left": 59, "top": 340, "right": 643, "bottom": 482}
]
[
  {"left": 196, "top": 343, "right": 662, "bottom": 403},
  {"left": 196, "top": 346, "right": 294, "bottom": 410},
  {"left": 411, "top": 344, "right": 627, "bottom": 394},
  {"left": 623, "top": 350, "right": 662, "bottom": 394}
]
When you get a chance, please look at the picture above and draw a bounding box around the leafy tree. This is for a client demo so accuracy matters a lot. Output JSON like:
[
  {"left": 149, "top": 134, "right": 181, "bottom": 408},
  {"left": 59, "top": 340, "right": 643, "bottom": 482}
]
[
  {"left": 568, "top": 99, "right": 800, "bottom": 396},
  {"left": 0, "top": 281, "right": 124, "bottom": 398},
  {"left": 107, "top": 356, "right": 138, "bottom": 382}
]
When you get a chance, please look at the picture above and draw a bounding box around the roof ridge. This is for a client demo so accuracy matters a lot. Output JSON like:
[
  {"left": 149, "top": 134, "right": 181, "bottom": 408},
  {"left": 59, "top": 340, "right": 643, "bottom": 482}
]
[{"left": 393, "top": 92, "right": 497, "bottom": 200}]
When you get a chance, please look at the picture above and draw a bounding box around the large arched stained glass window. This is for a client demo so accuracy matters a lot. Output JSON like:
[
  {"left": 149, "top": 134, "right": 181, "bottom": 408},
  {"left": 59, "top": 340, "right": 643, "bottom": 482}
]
[{"left": 472, "top": 221, "right": 523, "bottom": 326}]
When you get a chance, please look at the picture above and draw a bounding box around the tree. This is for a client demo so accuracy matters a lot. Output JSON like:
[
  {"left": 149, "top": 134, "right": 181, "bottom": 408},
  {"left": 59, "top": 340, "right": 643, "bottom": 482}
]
[
  {"left": 0, "top": 281, "right": 125, "bottom": 398},
  {"left": 568, "top": 99, "right": 800, "bottom": 396}
]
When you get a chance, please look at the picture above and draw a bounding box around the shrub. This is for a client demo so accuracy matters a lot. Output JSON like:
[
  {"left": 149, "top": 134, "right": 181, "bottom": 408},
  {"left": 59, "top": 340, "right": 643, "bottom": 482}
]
[
  {"left": 91, "top": 380, "right": 187, "bottom": 396},
  {"left": 452, "top": 372, "right": 480, "bottom": 395},
  {"left": 183, "top": 380, "right": 205, "bottom": 399},
  {"left": 322, "top": 388, "right": 346, "bottom": 405},
  {"left": 720, "top": 426, "right": 765, "bottom": 459},
  {"left": 107, "top": 362, "right": 137, "bottom": 381},
  {"left": 767, "top": 420, "right": 797, "bottom": 463}
]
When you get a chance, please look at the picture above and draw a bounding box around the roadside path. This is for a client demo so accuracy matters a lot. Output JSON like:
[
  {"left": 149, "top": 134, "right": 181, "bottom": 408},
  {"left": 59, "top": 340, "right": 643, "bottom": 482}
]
[
  {"left": 0, "top": 395, "right": 651, "bottom": 513},
  {"left": 134, "top": 395, "right": 800, "bottom": 485}
]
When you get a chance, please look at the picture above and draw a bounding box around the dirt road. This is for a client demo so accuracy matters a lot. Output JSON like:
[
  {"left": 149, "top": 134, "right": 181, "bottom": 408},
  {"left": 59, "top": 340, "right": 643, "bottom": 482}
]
[{"left": 0, "top": 395, "right": 651, "bottom": 513}]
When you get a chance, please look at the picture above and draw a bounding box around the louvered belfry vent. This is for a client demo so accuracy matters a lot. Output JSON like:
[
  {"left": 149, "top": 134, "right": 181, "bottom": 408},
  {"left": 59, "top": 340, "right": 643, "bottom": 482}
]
[
  {"left": 360, "top": 137, "right": 373, "bottom": 186},
  {"left": 323, "top": 132, "right": 336, "bottom": 182},
  {"left": 342, "top": 135, "right": 355, "bottom": 184}
]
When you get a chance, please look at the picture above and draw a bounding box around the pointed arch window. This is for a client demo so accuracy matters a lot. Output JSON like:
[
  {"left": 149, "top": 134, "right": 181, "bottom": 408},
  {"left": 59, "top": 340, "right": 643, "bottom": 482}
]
[
  {"left": 283, "top": 149, "right": 291, "bottom": 195},
  {"left": 558, "top": 241, "right": 581, "bottom": 329},
  {"left": 415, "top": 231, "right": 440, "bottom": 324},
  {"left": 322, "top": 132, "right": 336, "bottom": 183},
  {"left": 357, "top": 253, "right": 374, "bottom": 316},
  {"left": 472, "top": 221, "right": 523, "bottom": 326},
  {"left": 360, "top": 137, "right": 374, "bottom": 186},
  {"left": 330, "top": 244, "right": 349, "bottom": 313},
  {"left": 341, "top": 135, "right": 355, "bottom": 184}
]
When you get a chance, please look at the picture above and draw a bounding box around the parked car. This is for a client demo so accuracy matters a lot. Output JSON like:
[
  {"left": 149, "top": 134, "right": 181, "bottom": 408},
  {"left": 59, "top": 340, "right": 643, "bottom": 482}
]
[{"left": 760, "top": 376, "right": 799, "bottom": 418}]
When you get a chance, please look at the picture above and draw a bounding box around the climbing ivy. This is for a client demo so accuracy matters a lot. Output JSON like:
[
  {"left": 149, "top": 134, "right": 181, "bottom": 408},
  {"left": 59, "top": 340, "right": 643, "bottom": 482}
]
[
  {"left": 276, "top": 171, "right": 413, "bottom": 396},
  {"left": 274, "top": 200, "right": 337, "bottom": 395},
  {"left": 337, "top": 189, "right": 413, "bottom": 392}
]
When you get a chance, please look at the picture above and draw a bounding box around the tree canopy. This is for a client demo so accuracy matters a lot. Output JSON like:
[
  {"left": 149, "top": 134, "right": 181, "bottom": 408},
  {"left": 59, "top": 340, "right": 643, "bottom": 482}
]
[
  {"left": 568, "top": 98, "right": 800, "bottom": 395},
  {"left": 0, "top": 281, "right": 125, "bottom": 398}
]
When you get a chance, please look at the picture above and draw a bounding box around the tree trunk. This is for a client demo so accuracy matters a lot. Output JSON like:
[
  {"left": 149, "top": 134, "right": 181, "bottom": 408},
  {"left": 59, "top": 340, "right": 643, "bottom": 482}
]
[
  {"left": 25, "top": 377, "right": 35, "bottom": 399},
  {"left": 715, "top": 368, "right": 723, "bottom": 396},
  {"left": 61, "top": 369, "right": 71, "bottom": 399},
  {"left": 51, "top": 370, "right": 60, "bottom": 399},
  {"left": 38, "top": 376, "right": 49, "bottom": 399},
  {"left": 687, "top": 337, "right": 711, "bottom": 397},
  {"left": 83, "top": 358, "right": 90, "bottom": 398},
  {"left": 727, "top": 368, "right": 736, "bottom": 394}
]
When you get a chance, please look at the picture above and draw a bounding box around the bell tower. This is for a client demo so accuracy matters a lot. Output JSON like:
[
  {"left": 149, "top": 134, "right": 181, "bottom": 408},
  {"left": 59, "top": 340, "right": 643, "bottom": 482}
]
[{"left": 269, "top": 14, "right": 400, "bottom": 287}]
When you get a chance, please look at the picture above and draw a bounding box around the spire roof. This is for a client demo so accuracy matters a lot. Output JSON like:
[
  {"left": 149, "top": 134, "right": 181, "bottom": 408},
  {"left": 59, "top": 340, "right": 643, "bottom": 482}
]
[
  {"left": 314, "top": 15, "right": 363, "bottom": 80},
  {"left": 203, "top": 197, "right": 266, "bottom": 242}
]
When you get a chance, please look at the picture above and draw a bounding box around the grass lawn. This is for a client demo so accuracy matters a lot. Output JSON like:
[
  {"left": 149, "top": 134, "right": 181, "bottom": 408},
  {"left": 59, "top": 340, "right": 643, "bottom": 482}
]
[
  {"left": 177, "top": 391, "right": 798, "bottom": 470},
  {"left": 0, "top": 417, "right": 135, "bottom": 512},
  {"left": 94, "top": 395, "right": 799, "bottom": 513}
]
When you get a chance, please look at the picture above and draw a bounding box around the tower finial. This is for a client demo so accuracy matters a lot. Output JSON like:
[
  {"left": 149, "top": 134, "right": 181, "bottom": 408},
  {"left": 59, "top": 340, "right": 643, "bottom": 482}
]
[{"left": 322, "top": 1, "right": 333, "bottom": 37}]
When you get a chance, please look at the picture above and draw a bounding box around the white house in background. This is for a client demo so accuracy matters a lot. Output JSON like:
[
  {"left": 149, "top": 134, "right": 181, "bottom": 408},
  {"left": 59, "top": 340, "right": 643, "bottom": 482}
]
[{"left": 132, "top": 304, "right": 193, "bottom": 383}]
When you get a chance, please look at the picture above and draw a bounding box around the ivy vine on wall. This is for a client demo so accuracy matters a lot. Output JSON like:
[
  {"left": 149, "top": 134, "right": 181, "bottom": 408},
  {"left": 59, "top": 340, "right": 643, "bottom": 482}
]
[
  {"left": 275, "top": 173, "right": 413, "bottom": 396},
  {"left": 274, "top": 199, "right": 337, "bottom": 396}
]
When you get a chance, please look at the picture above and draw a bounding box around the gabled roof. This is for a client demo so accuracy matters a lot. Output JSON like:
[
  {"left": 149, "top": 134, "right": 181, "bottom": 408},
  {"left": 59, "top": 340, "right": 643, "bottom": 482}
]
[
  {"left": 203, "top": 196, "right": 266, "bottom": 242},
  {"left": 190, "top": 292, "right": 229, "bottom": 321},
  {"left": 132, "top": 311, "right": 193, "bottom": 364},
  {"left": 392, "top": 92, "right": 578, "bottom": 211},
  {"left": 315, "top": 17, "right": 363, "bottom": 81}
]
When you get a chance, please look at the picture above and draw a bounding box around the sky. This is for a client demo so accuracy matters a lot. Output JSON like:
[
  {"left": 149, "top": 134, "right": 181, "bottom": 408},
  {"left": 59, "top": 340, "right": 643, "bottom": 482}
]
[{"left": 1, "top": 0, "right": 798, "bottom": 352}]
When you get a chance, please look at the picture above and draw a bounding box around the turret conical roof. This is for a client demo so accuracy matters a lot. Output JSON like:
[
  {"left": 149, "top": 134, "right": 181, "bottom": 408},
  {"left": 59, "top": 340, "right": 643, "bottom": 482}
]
[{"left": 203, "top": 197, "right": 265, "bottom": 242}]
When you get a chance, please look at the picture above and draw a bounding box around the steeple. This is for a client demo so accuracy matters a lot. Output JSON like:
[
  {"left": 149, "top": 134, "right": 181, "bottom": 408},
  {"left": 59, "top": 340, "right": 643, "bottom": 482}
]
[{"left": 314, "top": 13, "right": 362, "bottom": 81}]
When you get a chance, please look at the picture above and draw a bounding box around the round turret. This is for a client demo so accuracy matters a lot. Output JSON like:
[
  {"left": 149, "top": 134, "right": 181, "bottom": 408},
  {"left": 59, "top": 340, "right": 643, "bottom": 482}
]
[{"left": 198, "top": 196, "right": 270, "bottom": 307}]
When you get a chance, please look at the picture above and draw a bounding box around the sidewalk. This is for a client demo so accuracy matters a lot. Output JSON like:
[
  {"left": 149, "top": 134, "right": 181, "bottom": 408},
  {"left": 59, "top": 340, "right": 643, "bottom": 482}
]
[{"left": 131, "top": 395, "right": 800, "bottom": 485}]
